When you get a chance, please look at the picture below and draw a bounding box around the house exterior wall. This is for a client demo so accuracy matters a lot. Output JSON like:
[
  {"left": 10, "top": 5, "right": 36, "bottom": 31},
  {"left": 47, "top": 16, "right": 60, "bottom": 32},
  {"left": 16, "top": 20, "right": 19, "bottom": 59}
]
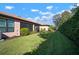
[
  {"left": 39, "top": 26, "right": 49, "bottom": 31},
  {"left": 20, "top": 21, "right": 39, "bottom": 32},
  {"left": 34, "top": 24, "right": 39, "bottom": 32},
  {"left": 2, "top": 17, "right": 39, "bottom": 38},
  {"left": 33, "top": 24, "right": 35, "bottom": 31},
  {"left": 3, "top": 19, "right": 20, "bottom": 37}
]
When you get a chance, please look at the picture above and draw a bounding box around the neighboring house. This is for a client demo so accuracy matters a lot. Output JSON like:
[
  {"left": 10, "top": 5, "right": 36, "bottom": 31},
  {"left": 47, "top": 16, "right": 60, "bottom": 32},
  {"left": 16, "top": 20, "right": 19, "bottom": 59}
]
[
  {"left": 39, "top": 25, "right": 49, "bottom": 31},
  {"left": 0, "top": 12, "right": 49, "bottom": 38}
]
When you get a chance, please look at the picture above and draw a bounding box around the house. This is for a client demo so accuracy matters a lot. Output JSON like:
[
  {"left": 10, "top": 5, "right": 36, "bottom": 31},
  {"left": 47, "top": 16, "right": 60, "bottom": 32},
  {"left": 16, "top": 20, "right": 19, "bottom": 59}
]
[
  {"left": 39, "top": 25, "right": 49, "bottom": 31},
  {"left": 0, "top": 12, "right": 49, "bottom": 38}
]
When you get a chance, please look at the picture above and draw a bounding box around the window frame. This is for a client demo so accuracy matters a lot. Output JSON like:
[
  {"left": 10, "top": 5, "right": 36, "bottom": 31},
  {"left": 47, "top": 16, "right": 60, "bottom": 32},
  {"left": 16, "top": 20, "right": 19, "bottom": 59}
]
[
  {"left": 7, "top": 18, "right": 14, "bottom": 32},
  {"left": 0, "top": 17, "right": 14, "bottom": 32},
  {"left": 0, "top": 18, "right": 7, "bottom": 32}
]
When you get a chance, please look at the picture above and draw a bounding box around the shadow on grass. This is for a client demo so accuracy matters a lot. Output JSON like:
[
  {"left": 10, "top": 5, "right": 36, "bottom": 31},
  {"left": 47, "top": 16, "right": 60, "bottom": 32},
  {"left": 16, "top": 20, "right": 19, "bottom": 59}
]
[{"left": 24, "top": 31, "right": 79, "bottom": 55}]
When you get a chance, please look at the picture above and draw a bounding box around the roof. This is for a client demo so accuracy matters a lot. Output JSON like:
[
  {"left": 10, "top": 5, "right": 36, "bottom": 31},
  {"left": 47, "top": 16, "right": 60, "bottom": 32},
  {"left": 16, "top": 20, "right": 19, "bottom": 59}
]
[
  {"left": 0, "top": 12, "right": 50, "bottom": 26},
  {"left": 40, "top": 25, "right": 50, "bottom": 26},
  {"left": 0, "top": 12, "right": 41, "bottom": 25}
]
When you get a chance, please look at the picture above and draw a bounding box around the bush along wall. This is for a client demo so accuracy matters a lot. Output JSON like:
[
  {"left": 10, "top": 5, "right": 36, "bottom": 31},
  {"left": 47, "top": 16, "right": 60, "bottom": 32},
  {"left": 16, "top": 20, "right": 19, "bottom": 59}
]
[
  {"left": 20, "top": 28, "right": 30, "bottom": 36},
  {"left": 58, "top": 7, "right": 79, "bottom": 45}
]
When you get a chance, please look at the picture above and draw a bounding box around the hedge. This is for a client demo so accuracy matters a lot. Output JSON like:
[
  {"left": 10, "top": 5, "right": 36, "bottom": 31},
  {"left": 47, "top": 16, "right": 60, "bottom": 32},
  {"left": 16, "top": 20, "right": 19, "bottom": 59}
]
[{"left": 58, "top": 7, "right": 79, "bottom": 41}]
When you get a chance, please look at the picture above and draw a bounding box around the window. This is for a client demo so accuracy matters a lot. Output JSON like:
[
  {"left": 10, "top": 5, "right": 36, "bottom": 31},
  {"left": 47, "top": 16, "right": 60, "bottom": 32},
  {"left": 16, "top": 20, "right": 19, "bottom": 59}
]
[
  {"left": 44, "top": 28, "right": 46, "bottom": 31},
  {"left": 7, "top": 19, "right": 14, "bottom": 32},
  {"left": 0, "top": 19, "right": 6, "bottom": 32},
  {"left": 0, "top": 18, "right": 14, "bottom": 32}
]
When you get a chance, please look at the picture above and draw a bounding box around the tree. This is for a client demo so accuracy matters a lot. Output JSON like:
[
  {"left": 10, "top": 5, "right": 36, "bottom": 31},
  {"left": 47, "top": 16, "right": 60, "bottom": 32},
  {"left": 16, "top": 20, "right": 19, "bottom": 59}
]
[
  {"left": 53, "top": 11, "right": 71, "bottom": 30},
  {"left": 53, "top": 14, "right": 61, "bottom": 30},
  {"left": 59, "top": 11, "right": 71, "bottom": 27},
  {"left": 59, "top": 7, "right": 79, "bottom": 44},
  {"left": 71, "top": 6, "right": 79, "bottom": 15}
]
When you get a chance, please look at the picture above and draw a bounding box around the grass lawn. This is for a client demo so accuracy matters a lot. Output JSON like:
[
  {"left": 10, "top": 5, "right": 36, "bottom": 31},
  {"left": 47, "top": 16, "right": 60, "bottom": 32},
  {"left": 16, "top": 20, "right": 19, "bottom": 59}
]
[
  {"left": 0, "top": 31, "right": 79, "bottom": 55},
  {"left": 30, "top": 31, "right": 79, "bottom": 55},
  {"left": 0, "top": 34, "right": 45, "bottom": 55}
]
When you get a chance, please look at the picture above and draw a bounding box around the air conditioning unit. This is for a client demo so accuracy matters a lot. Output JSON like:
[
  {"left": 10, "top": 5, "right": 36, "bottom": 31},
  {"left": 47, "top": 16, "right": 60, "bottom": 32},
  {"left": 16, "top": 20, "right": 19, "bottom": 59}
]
[{"left": 0, "top": 31, "right": 2, "bottom": 40}]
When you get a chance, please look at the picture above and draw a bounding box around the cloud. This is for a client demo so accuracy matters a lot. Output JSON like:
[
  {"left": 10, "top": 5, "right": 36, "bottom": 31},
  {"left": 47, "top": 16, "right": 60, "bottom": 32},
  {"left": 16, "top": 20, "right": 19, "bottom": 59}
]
[
  {"left": 30, "top": 9, "right": 54, "bottom": 25},
  {"left": 46, "top": 5, "right": 53, "bottom": 10},
  {"left": 69, "top": 5, "right": 76, "bottom": 9},
  {"left": 39, "top": 11, "right": 50, "bottom": 15},
  {"left": 41, "top": 13, "right": 54, "bottom": 20},
  {"left": 77, "top": 3, "right": 79, "bottom": 6},
  {"left": 27, "top": 17, "right": 33, "bottom": 20},
  {"left": 33, "top": 12, "right": 54, "bottom": 25},
  {"left": 56, "top": 10, "right": 65, "bottom": 14},
  {"left": 39, "top": 11, "right": 54, "bottom": 16},
  {"left": 27, "top": 12, "right": 53, "bottom": 25},
  {"left": 22, "top": 8, "right": 26, "bottom": 10},
  {"left": 5, "top": 6, "right": 14, "bottom": 10},
  {"left": 31, "top": 9, "right": 39, "bottom": 12},
  {"left": 54, "top": 9, "right": 72, "bottom": 18},
  {"left": 27, "top": 17, "right": 41, "bottom": 24},
  {"left": 34, "top": 16, "right": 40, "bottom": 20},
  {"left": 40, "top": 15, "right": 53, "bottom": 25},
  {"left": 42, "top": 16, "right": 48, "bottom": 19},
  {"left": 55, "top": 9, "right": 71, "bottom": 14}
]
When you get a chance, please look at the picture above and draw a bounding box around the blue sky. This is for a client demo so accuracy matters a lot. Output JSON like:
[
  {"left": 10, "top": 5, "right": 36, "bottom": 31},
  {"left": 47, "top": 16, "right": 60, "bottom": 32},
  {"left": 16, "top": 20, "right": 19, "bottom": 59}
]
[{"left": 0, "top": 3, "right": 75, "bottom": 25}]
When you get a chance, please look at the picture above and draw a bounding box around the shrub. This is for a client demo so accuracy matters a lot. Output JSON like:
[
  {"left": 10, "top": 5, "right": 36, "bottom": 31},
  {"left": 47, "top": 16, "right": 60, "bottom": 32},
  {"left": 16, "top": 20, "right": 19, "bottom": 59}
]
[
  {"left": 48, "top": 28, "right": 55, "bottom": 32},
  {"left": 20, "top": 28, "right": 30, "bottom": 36},
  {"left": 39, "top": 31, "right": 50, "bottom": 38},
  {"left": 58, "top": 7, "right": 79, "bottom": 42},
  {"left": 30, "top": 31, "right": 37, "bottom": 34},
  {"left": 48, "top": 25, "right": 55, "bottom": 32}
]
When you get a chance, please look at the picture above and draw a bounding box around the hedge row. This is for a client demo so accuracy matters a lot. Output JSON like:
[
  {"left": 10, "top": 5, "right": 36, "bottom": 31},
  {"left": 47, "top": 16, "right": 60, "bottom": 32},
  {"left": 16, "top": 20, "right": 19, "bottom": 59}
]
[{"left": 58, "top": 7, "right": 79, "bottom": 41}]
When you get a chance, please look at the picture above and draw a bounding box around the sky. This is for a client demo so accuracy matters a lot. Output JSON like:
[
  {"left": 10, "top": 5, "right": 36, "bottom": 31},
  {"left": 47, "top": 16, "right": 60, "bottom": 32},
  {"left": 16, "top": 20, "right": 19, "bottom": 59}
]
[{"left": 0, "top": 3, "right": 75, "bottom": 25}]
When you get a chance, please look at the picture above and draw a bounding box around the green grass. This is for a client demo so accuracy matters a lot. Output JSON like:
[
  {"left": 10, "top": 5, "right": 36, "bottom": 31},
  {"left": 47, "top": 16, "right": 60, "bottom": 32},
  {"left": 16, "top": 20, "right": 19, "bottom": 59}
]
[
  {"left": 30, "top": 31, "right": 79, "bottom": 55},
  {"left": 0, "top": 34, "right": 45, "bottom": 55},
  {"left": 0, "top": 31, "right": 79, "bottom": 55}
]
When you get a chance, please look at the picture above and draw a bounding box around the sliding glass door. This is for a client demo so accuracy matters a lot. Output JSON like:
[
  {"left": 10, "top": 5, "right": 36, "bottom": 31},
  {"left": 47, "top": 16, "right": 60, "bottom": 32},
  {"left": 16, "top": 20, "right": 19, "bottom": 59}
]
[
  {"left": 0, "top": 19, "right": 6, "bottom": 32},
  {"left": 7, "top": 19, "right": 14, "bottom": 32},
  {"left": 0, "top": 18, "right": 14, "bottom": 32}
]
